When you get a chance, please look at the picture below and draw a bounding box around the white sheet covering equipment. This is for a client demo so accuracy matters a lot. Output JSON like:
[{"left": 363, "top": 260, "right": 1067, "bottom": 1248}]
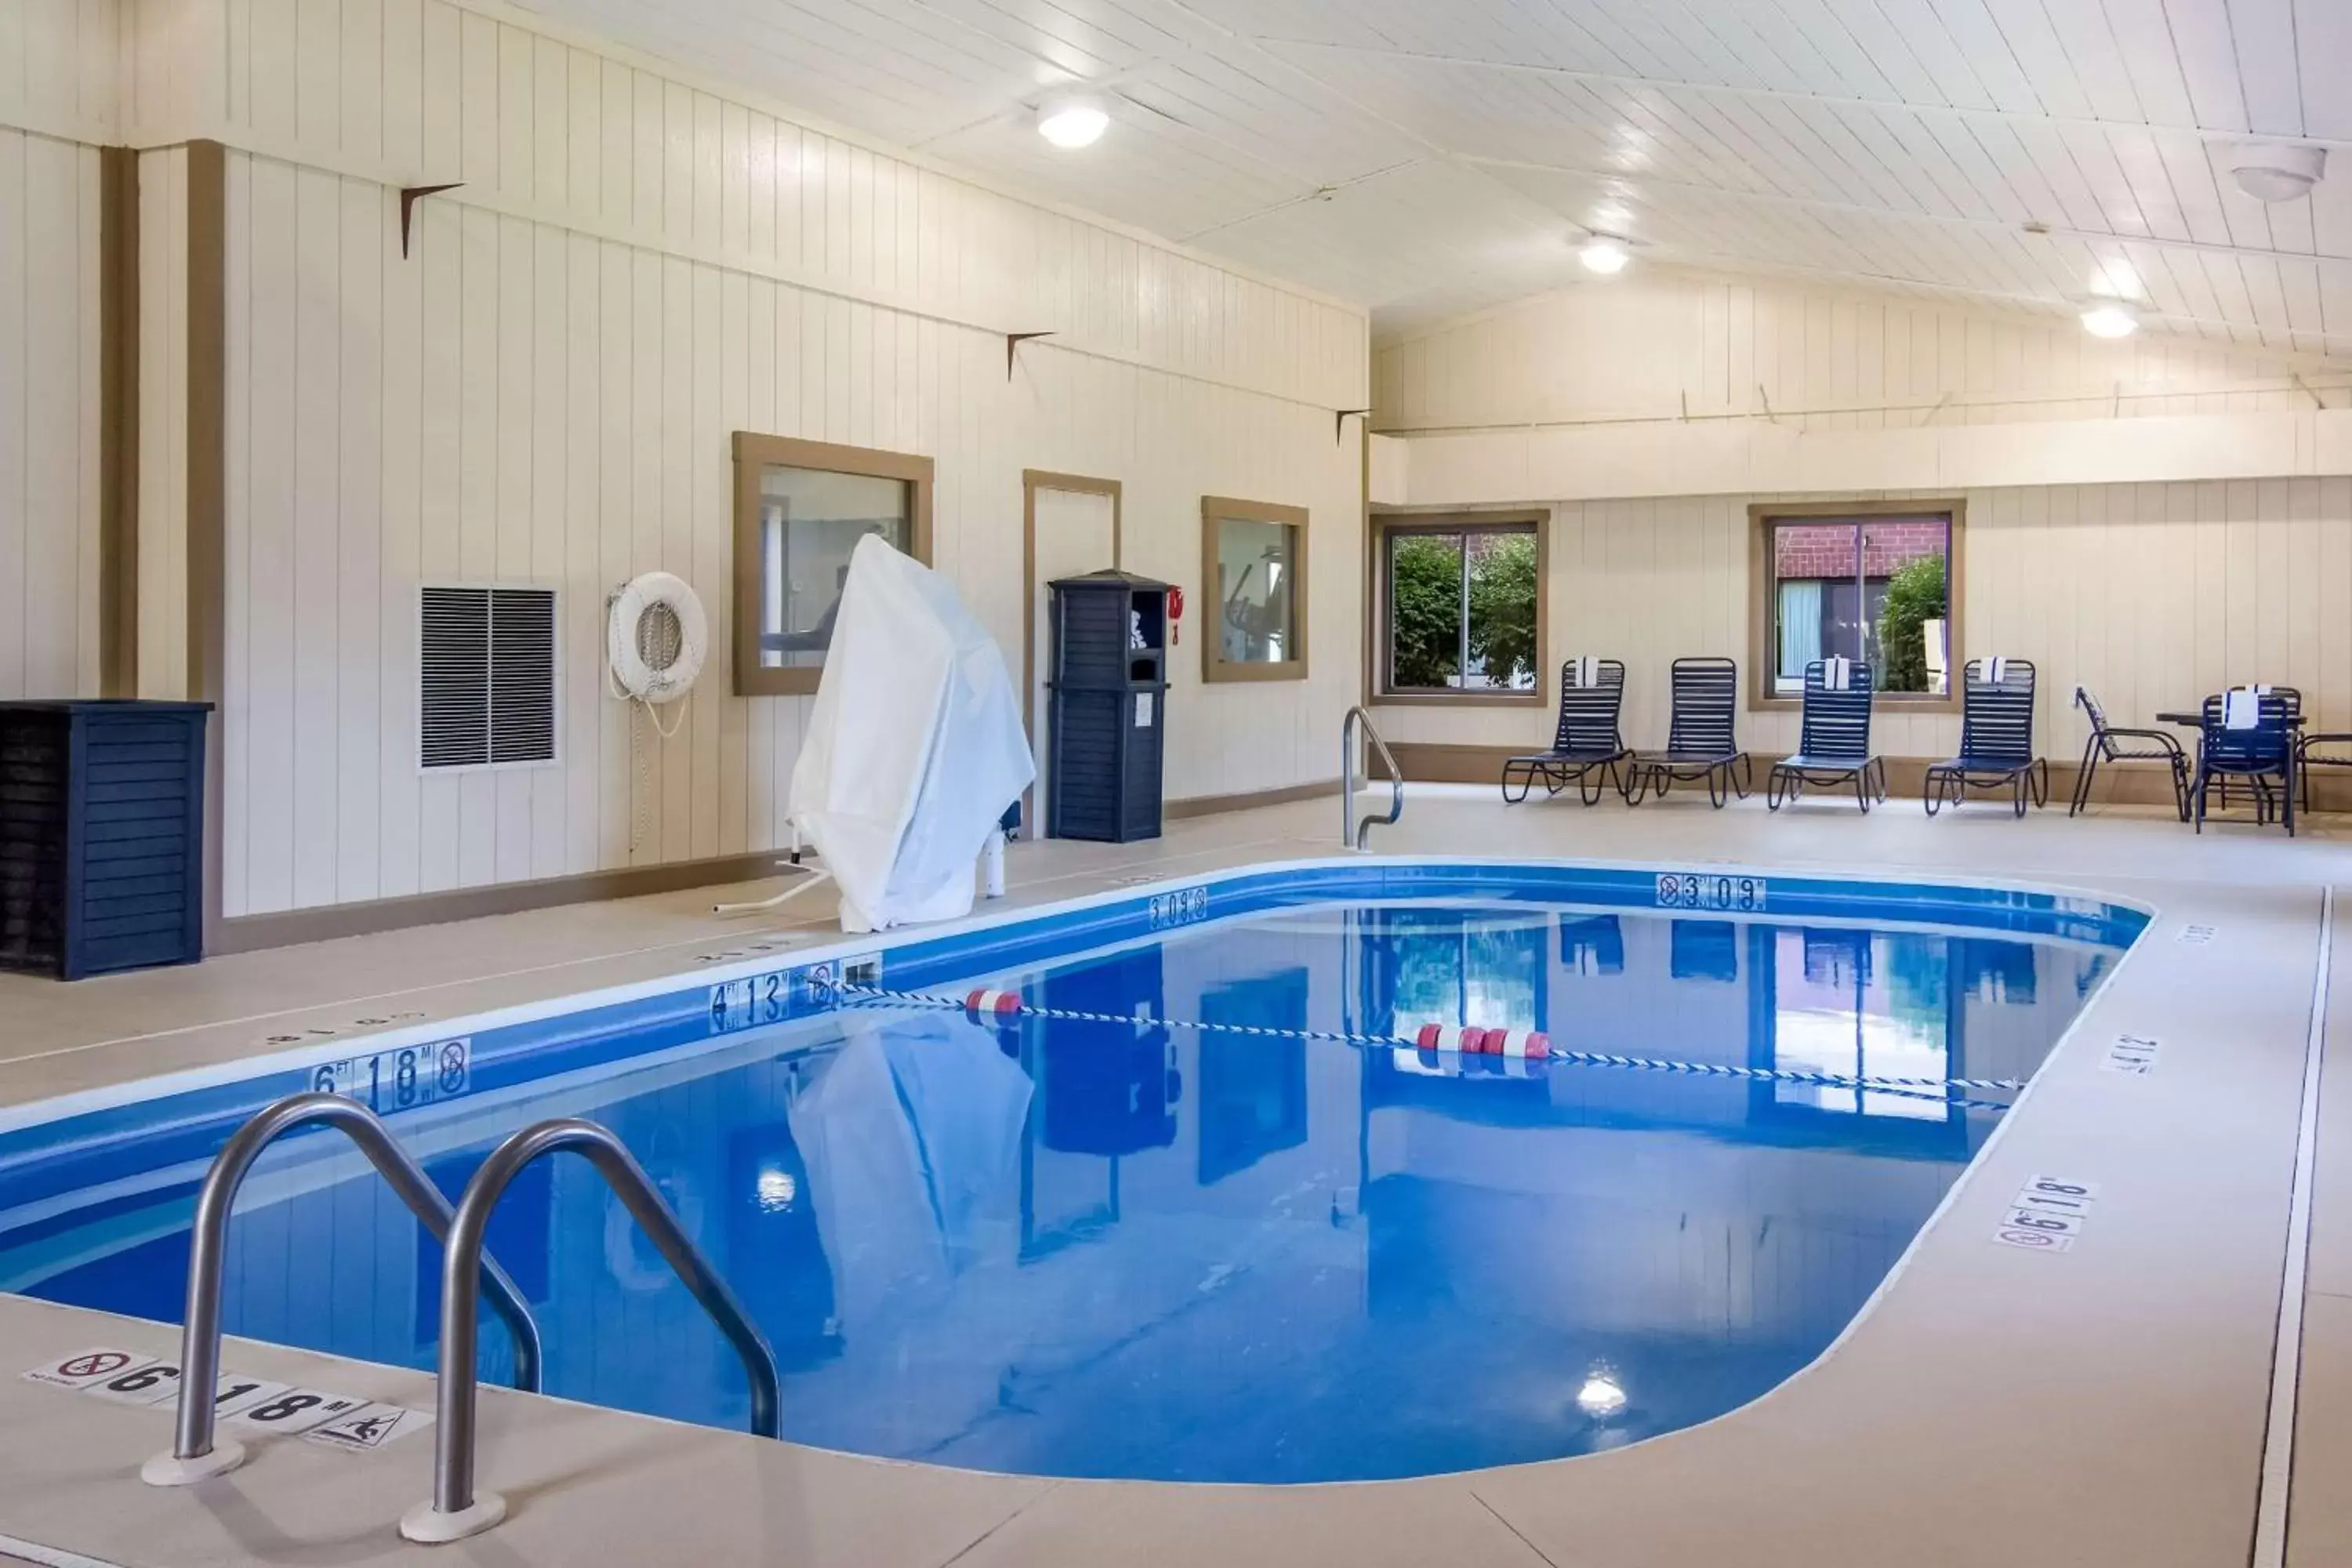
[{"left": 789, "top": 535, "right": 1034, "bottom": 932}]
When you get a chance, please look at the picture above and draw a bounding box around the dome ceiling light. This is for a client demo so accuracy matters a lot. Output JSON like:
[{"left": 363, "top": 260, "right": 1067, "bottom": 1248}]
[
  {"left": 2228, "top": 142, "right": 2326, "bottom": 203},
  {"left": 1037, "top": 97, "right": 1109, "bottom": 150},
  {"left": 1579, "top": 236, "right": 1632, "bottom": 274},
  {"left": 2080, "top": 300, "right": 2140, "bottom": 339}
]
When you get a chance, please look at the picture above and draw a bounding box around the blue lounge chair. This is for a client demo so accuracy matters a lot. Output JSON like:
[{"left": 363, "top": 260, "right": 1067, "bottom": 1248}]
[
  {"left": 1501, "top": 658, "right": 1631, "bottom": 806},
  {"left": 2193, "top": 688, "right": 2296, "bottom": 836},
  {"left": 1926, "top": 658, "right": 2048, "bottom": 817},
  {"left": 1626, "top": 656, "right": 1751, "bottom": 808},
  {"left": 1767, "top": 659, "right": 1886, "bottom": 813},
  {"left": 2069, "top": 687, "right": 2187, "bottom": 822}
]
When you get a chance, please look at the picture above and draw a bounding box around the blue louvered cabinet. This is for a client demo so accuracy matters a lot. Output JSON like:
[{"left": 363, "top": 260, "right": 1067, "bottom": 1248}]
[
  {"left": 0, "top": 701, "right": 212, "bottom": 979},
  {"left": 1046, "top": 570, "right": 1170, "bottom": 844}
]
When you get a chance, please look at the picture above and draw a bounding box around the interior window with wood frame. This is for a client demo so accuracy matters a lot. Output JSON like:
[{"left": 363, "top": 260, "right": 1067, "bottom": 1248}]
[
  {"left": 1202, "top": 497, "right": 1308, "bottom": 682},
  {"left": 1374, "top": 514, "right": 1545, "bottom": 702},
  {"left": 1750, "top": 501, "right": 1962, "bottom": 708},
  {"left": 731, "top": 433, "right": 933, "bottom": 696}
]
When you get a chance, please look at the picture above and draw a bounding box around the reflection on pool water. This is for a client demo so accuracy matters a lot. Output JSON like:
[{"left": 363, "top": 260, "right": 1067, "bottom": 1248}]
[{"left": 4, "top": 902, "right": 2117, "bottom": 1483}]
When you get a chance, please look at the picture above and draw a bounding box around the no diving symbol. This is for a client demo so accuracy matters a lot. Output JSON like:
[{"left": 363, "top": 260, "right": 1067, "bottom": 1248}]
[
  {"left": 437, "top": 1042, "right": 467, "bottom": 1094},
  {"left": 59, "top": 1352, "right": 132, "bottom": 1381},
  {"left": 343, "top": 1411, "right": 399, "bottom": 1445}
]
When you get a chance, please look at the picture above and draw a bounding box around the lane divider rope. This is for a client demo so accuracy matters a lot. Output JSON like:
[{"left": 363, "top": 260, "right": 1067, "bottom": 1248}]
[{"left": 830, "top": 982, "right": 2024, "bottom": 1104}]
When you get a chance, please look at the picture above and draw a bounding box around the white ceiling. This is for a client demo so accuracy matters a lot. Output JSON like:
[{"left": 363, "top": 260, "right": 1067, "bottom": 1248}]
[{"left": 518, "top": 0, "right": 2352, "bottom": 350}]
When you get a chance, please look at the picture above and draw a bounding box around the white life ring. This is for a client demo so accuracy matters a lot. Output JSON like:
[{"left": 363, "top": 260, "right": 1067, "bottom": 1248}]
[{"left": 608, "top": 572, "right": 707, "bottom": 704}]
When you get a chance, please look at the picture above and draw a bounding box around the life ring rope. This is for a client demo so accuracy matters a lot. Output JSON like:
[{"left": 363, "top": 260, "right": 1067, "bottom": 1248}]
[
  {"left": 608, "top": 571, "right": 708, "bottom": 706},
  {"left": 608, "top": 572, "right": 707, "bottom": 850}
]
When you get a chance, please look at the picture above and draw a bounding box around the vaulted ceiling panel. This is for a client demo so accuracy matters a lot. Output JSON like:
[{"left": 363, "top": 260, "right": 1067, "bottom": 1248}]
[{"left": 515, "top": 0, "right": 2352, "bottom": 350}]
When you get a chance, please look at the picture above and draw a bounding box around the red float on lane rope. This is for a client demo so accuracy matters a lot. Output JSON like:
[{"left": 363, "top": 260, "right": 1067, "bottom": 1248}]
[
  {"left": 1486, "top": 1029, "right": 1550, "bottom": 1060},
  {"left": 1414, "top": 1023, "right": 1490, "bottom": 1053},
  {"left": 964, "top": 988, "right": 1023, "bottom": 1019}
]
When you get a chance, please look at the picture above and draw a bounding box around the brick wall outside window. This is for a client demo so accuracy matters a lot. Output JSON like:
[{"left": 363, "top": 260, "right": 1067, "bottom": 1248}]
[{"left": 1772, "top": 518, "right": 1947, "bottom": 580}]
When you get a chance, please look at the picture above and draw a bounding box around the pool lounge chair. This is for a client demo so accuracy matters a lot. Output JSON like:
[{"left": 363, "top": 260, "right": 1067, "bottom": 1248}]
[
  {"left": 1626, "top": 656, "right": 1752, "bottom": 808},
  {"left": 1766, "top": 658, "right": 1887, "bottom": 813},
  {"left": 1925, "top": 657, "right": 2048, "bottom": 817},
  {"left": 1501, "top": 657, "right": 1631, "bottom": 806}
]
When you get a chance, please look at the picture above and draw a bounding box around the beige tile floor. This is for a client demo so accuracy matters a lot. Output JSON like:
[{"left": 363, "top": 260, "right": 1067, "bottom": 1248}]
[{"left": 0, "top": 784, "right": 2345, "bottom": 1567}]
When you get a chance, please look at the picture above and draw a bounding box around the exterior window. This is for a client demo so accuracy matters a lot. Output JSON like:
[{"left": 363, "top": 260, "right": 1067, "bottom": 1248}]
[
  {"left": 1756, "top": 506, "right": 1958, "bottom": 702},
  {"left": 731, "top": 434, "right": 932, "bottom": 696},
  {"left": 1201, "top": 497, "right": 1308, "bottom": 682},
  {"left": 1378, "top": 517, "right": 1541, "bottom": 698}
]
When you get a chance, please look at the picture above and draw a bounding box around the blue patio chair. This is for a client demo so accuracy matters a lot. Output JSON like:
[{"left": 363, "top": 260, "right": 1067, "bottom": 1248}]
[
  {"left": 1501, "top": 658, "right": 1631, "bottom": 806},
  {"left": 2193, "top": 688, "right": 2296, "bottom": 836},
  {"left": 2068, "top": 687, "right": 2187, "bottom": 822},
  {"left": 2300, "top": 722, "right": 2352, "bottom": 812},
  {"left": 1767, "top": 659, "right": 1887, "bottom": 813},
  {"left": 1626, "top": 656, "right": 1752, "bottom": 808},
  {"left": 1926, "top": 658, "right": 2048, "bottom": 817},
  {"left": 2213, "top": 685, "right": 2301, "bottom": 817}
]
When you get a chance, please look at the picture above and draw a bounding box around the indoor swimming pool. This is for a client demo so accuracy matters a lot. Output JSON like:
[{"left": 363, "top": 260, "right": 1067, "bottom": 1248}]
[{"left": 0, "top": 863, "right": 2146, "bottom": 1483}]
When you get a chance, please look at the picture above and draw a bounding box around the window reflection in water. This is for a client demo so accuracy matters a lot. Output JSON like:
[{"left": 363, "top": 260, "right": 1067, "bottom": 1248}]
[
  {"left": 1770, "top": 928, "right": 1951, "bottom": 1122},
  {"left": 1373, "top": 908, "right": 1549, "bottom": 1038}
]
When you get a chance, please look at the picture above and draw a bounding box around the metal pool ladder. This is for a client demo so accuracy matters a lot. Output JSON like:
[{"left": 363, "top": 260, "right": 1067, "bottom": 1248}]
[
  {"left": 141, "top": 1091, "right": 544, "bottom": 1487},
  {"left": 1341, "top": 706, "right": 1404, "bottom": 850},
  {"left": 401, "top": 1117, "right": 782, "bottom": 1544}
]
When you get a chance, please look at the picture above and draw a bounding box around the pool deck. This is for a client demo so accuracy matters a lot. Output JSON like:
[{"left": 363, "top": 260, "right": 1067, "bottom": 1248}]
[{"left": 2, "top": 786, "right": 2350, "bottom": 1567}]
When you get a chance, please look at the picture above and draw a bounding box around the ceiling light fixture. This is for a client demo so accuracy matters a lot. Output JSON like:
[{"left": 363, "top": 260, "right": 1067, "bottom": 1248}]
[
  {"left": 1579, "top": 237, "right": 1631, "bottom": 275},
  {"left": 1036, "top": 98, "right": 1109, "bottom": 150},
  {"left": 2080, "top": 300, "right": 2140, "bottom": 339},
  {"left": 2229, "top": 142, "right": 2326, "bottom": 203}
]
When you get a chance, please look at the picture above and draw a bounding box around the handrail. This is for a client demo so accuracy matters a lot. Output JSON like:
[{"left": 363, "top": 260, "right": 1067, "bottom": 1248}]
[
  {"left": 140, "top": 1091, "right": 543, "bottom": 1486},
  {"left": 401, "top": 1118, "right": 782, "bottom": 1544},
  {"left": 1341, "top": 706, "right": 1404, "bottom": 851}
]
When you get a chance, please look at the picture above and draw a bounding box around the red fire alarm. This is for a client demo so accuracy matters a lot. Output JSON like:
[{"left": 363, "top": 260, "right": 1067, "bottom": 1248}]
[{"left": 1168, "top": 584, "right": 1185, "bottom": 646}]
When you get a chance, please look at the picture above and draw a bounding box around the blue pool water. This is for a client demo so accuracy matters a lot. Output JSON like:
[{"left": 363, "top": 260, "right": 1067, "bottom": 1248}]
[{"left": 0, "top": 880, "right": 2131, "bottom": 1483}]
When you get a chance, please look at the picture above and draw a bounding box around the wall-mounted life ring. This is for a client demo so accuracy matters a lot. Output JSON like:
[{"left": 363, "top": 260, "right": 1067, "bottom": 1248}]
[{"left": 608, "top": 572, "right": 707, "bottom": 706}]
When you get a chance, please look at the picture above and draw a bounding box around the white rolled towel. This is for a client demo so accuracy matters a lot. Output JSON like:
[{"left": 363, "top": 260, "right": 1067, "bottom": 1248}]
[
  {"left": 1569, "top": 655, "right": 1598, "bottom": 688},
  {"left": 1824, "top": 655, "right": 1853, "bottom": 691},
  {"left": 2223, "top": 686, "right": 2260, "bottom": 730}
]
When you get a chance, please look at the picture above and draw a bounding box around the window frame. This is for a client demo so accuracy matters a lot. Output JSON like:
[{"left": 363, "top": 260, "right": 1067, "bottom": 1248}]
[
  {"left": 1747, "top": 499, "right": 1964, "bottom": 715},
  {"left": 1200, "top": 495, "right": 1311, "bottom": 684},
  {"left": 730, "top": 432, "right": 935, "bottom": 697},
  {"left": 1367, "top": 510, "right": 1548, "bottom": 706}
]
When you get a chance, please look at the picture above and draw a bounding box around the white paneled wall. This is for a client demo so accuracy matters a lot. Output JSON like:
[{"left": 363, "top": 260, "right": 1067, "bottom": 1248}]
[
  {"left": 0, "top": 0, "right": 1374, "bottom": 920},
  {"left": 0, "top": 125, "right": 104, "bottom": 702},
  {"left": 1374, "top": 481, "right": 2352, "bottom": 767},
  {"left": 1376, "top": 271, "right": 2352, "bottom": 436},
  {"left": 0, "top": 0, "right": 118, "bottom": 141},
  {"left": 121, "top": 0, "right": 1362, "bottom": 415},
  {"left": 0, "top": 0, "right": 1370, "bottom": 921},
  {"left": 211, "top": 147, "right": 1361, "bottom": 917}
]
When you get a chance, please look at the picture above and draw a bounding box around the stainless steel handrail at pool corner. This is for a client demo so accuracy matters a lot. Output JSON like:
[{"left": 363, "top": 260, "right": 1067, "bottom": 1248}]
[
  {"left": 1341, "top": 706, "right": 1404, "bottom": 851},
  {"left": 401, "top": 1117, "right": 782, "bottom": 1544},
  {"left": 140, "top": 1091, "right": 543, "bottom": 1487}
]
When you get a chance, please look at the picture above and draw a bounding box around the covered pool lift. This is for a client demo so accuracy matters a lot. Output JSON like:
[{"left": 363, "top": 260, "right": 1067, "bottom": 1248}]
[{"left": 720, "top": 533, "right": 1033, "bottom": 932}]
